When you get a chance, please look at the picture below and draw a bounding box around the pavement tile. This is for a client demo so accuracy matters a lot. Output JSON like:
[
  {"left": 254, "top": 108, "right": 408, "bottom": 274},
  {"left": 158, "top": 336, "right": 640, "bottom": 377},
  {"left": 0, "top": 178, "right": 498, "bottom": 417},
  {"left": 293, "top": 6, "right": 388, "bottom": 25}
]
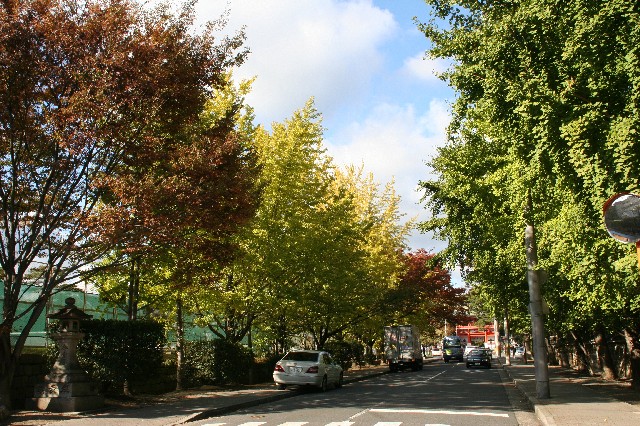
[{"left": 500, "top": 357, "right": 640, "bottom": 426}]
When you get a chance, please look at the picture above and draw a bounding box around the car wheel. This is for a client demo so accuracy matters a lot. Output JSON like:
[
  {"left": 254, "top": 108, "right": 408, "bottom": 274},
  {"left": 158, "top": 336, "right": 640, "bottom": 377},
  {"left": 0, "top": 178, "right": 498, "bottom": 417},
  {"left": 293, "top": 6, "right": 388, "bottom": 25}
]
[
  {"left": 336, "top": 372, "right": 343, "bottom": 388},
  {"left": 277, "top": 384, "right": 286, "bottom": 390},
  {"left": 466, "top": 363, "right": 470, "bottom": 368},
  {"left": 487, "top": 364, "right": 491, "bottom": 369},
  {"left": 320, "top": 375, "right": 328, "bottom": 392}
]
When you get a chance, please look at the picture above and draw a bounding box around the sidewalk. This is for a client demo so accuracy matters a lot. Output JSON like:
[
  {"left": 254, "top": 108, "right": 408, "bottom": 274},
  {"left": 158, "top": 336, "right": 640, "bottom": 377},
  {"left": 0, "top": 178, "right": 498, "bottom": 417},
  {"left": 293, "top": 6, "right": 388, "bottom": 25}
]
[
  {"left": 3, "top": 363, "right": 393, "bottom": 426},
  {"left": 500, "top": 356, "right": 640, "bottom": 425}
]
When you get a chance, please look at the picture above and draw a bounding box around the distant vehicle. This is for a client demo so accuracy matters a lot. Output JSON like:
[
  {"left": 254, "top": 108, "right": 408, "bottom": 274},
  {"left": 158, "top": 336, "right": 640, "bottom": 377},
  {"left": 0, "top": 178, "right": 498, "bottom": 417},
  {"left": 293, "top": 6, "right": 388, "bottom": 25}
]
[
  {"left": 442, "top": 335, "right": 464, "bottom": 363},
  {"left": 514, "top": 346, "right": 525, "bottom": 358},
  {"left": 466, "top": 348, "right": 492, "bottom": 369},
  {"left": 463, "top": 345, "right": 479, "bottom": 357},
  {"left": 273, "top": 350, "right": 343, "bottom": 391},
  {"left": 384, "top": 325, "right": 424, "bottom": 372},
  {"left": 432, "top": 347, "right": 442, "bottom": 357}
]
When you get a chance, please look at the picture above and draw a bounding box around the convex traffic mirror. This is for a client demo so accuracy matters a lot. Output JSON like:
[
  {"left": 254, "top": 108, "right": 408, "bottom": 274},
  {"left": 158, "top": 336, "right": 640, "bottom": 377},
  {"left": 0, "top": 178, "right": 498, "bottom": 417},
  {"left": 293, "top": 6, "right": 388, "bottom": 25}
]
[{"left": 603, "top": 193, "right": 640, "bottom": 243}]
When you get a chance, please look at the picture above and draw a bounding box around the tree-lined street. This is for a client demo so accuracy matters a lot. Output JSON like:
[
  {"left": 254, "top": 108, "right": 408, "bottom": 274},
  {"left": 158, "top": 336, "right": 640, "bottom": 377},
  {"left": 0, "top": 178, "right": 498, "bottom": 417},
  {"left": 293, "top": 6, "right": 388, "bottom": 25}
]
[
  {"left": 3, "top": 0, "right": 640, "bottom": 421},
  {"left": 189, "top": 361, "right": 533, "bottom": 426}
]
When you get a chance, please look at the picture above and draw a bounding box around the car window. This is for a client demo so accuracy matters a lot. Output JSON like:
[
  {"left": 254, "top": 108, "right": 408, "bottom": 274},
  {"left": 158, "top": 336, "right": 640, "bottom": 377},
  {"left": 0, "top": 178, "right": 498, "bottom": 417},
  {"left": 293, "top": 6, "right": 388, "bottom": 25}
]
[{"left": 282, "top": 352, "right": 319, "bottom": 362}]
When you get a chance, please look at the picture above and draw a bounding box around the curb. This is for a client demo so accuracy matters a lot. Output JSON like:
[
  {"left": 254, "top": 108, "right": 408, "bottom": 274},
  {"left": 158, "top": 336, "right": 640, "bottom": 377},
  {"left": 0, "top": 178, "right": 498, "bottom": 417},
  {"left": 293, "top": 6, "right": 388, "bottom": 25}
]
[
  {"left": 499, "top": 359, "right": 555, "bottom": 426},
  {"left": 173, "top": 391, "right": 296, "bottom": 425}
]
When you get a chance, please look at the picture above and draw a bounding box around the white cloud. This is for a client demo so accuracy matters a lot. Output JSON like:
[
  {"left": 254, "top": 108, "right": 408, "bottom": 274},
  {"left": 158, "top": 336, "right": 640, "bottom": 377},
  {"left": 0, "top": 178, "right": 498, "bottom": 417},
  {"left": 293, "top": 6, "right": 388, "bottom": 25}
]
[
  {"left": 325, "top": 98, "right": 450, "bottom": 251},
  {"left": 402, "top": 52, "right": 450, "bottom": 84},
  {"left": 196, "top": 0, "right": 397, "bottom": 125}
]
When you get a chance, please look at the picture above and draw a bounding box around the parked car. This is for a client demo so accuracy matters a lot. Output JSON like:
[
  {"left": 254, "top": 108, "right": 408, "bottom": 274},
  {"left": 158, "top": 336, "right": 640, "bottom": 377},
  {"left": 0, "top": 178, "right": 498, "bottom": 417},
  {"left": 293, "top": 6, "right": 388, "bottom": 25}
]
[
  {"left": 514, "top": 346, "right": 525, "bottom": 358},
  {"left": 273, "top": 350, "right": 343, "bottom": 391},
  {"left": 432, "top": 347, "right": 442, "bottom": 357},
  {"left": 466, "top": 348, "right": 492, "bottom": 369}
]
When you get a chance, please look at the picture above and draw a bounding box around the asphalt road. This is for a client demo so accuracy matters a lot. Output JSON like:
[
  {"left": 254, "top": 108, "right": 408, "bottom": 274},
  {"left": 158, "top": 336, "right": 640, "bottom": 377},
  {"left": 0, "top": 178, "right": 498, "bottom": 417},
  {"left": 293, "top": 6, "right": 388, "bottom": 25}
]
[{"left": 189, "top": 359, "right": 541, "bottom": 426}]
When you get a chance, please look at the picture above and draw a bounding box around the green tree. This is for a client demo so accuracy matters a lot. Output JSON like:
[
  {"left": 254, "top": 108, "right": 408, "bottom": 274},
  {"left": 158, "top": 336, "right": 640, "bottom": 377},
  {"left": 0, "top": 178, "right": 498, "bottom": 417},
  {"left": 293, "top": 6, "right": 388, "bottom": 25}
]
[{"left": 417, "top": 0, "right": 640, "bottom": 384}]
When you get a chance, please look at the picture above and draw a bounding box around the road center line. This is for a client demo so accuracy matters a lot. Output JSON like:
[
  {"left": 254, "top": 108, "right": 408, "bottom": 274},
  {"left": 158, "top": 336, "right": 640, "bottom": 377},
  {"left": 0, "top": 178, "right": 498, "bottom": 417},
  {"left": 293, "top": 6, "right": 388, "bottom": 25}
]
[
  {"left": 425, "top": 370, "right": 448, "bottom": 381},
  {"left": 348, "top": 368, "right": 451, "bottom": 421}
]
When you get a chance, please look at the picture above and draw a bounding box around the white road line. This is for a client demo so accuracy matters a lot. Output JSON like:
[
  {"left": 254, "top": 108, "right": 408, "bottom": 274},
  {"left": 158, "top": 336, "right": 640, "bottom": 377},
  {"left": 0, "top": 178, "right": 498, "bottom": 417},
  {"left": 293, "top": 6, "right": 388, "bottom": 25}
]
[
  {"left": 425, "top": 370, "right": 447, "bottom": 381},
  {"left": 202, "top": 424, "right": 226, "bottom": 426},
  {"left": 238, "top": 422, "right": 268, "bottom": 426},
  {"left": 278, "top": 423, "right": 308, "bottom": 426},
  {"left": 325, "top": 422, "right": 355, "bottom": 426},
  {"left": 370, "top": 408, "right": 509, "bottom": 418}
]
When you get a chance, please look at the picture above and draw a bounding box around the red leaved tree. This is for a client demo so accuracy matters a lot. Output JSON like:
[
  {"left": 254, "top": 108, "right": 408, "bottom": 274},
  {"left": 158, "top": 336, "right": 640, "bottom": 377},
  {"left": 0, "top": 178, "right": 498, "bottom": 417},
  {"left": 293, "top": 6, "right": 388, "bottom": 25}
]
[
  {"left": 391, "top": 249, "right": 470, "bottom": 336},
  {"left": 0, "top": 0, "right": 248, "bottom": 411}
]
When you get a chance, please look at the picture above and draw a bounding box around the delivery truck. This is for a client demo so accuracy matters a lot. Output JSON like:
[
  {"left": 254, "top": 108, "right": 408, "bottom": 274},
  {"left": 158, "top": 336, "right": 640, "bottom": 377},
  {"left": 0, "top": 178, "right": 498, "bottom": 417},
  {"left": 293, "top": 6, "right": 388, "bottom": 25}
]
[{"left": 384, "top": 325, "right": 424, "bottom": 372}]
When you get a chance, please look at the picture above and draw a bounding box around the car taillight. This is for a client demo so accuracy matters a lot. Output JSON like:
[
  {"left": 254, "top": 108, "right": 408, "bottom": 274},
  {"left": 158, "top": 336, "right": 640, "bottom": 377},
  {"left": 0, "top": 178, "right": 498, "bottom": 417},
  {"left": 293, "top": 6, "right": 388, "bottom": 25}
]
[
  {"left": 274, "top": 364, "right": 285, "bottom": 372},
  {"left": 306, "top": 366, "right": 319, "bottom": 374}
]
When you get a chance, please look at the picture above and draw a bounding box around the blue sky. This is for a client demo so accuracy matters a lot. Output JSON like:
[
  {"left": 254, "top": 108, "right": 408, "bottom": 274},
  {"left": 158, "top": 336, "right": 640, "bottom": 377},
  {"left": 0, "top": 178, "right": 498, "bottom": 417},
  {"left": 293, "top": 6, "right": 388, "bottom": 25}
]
[{"left": 193, "top": 1, "right": 456, "bottom": 272}]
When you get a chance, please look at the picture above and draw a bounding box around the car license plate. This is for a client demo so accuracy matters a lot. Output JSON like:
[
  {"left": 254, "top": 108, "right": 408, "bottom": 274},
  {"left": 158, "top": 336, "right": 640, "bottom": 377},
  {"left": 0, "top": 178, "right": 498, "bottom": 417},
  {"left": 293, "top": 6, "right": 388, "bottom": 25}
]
[{"left": 290, "top": 367, "right": 303, "bottom": 373}]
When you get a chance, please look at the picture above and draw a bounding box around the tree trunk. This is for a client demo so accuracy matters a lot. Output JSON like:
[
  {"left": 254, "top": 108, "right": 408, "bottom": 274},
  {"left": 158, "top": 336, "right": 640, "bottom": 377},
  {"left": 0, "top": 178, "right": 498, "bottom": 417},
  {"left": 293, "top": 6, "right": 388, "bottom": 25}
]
[
  {"left": 572, "top": 331, "right": 594, "bottom": 375},
  {"left": 595, "top": 329, "right": 617, "bottom": 381},
  {"left": 504, "top": 314, "right": 511, "bottom": 365},
  {"left": 176, "top": 296, "right": 185, "bottom": 391},
  {"left": 624, "top": 328, "right": 640, "bottom": 390},
  {"left": 0, "top": 331, "right": 15, "bottom": 417},
  {"left": 128, "top": 257, "right": 140, "bottom": 321},
  {"left": 276, "top": 314, "right": 287, "bottom": 354}
]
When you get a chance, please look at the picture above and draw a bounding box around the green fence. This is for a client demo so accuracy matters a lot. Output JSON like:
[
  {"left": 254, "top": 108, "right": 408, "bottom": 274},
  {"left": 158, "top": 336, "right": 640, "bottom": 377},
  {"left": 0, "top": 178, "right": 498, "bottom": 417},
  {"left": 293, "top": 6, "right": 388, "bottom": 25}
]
[{"left": 3, "top": 285, "right": 219, "bottom": 347}]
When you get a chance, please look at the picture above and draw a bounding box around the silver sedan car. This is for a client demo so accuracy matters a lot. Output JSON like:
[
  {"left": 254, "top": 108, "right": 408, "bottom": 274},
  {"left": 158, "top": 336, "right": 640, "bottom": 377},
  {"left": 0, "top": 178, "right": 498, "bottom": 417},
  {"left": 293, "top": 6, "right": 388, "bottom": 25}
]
[{"left": 273, "top": 350, "right": 343, "bottom": 391}]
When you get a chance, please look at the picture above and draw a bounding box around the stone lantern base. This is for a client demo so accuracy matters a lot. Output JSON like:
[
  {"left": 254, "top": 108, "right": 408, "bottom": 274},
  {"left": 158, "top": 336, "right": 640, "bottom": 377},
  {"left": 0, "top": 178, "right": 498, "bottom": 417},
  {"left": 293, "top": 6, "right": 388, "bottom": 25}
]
[
  {"left": 27, "top": 297, "right": 104, "bottom": 412},
  {"left": 27, "top": 394, "right": 105, "bottom": 413},
  {"left": 27, "top": 373, "right": 104, "bottom": 412},
  {"left": 26, "top": 332, "right": 104, "bottom": 412}
]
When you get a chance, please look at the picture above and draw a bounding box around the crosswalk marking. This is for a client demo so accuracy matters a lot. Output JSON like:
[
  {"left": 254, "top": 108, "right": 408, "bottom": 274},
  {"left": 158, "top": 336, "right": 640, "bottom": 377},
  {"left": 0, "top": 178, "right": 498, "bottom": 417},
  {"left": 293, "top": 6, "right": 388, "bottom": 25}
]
[
  {"left": 202, "top": 413, "right": 503, "bottom": 426},
  {"left": 371, "top": 408, "right": 509, "bottom": 418},
  {"left": 203, "top": 423, "right": 451, "bottom": 426}
]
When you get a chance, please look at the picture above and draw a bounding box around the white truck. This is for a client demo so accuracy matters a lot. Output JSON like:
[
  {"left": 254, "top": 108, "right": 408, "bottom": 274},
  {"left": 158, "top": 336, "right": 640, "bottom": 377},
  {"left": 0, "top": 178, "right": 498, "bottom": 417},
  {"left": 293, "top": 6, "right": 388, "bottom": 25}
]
[{"left": 383, "top": 325, "right": 424, "bottom": 372}]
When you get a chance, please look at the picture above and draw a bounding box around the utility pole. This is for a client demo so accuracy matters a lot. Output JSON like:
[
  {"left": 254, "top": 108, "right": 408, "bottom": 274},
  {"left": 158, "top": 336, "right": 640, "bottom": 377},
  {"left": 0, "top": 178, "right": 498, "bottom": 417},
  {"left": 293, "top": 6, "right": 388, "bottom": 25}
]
[
  {"left": 504, "top": 314, "right": 511, "bottom": 366},
  {"left": 525, "top": 192, "right": 550, "bottom": 399},
  {"left": 493, "top": 318, "right": 500, "bottom": 357}
]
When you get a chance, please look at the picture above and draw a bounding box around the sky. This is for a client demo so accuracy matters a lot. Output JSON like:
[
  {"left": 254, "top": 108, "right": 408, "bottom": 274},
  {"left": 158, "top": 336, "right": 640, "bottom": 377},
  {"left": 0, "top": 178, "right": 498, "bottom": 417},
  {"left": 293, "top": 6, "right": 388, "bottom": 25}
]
[{"left": 190, "top": 1, "right": 457, "bottom": 279}]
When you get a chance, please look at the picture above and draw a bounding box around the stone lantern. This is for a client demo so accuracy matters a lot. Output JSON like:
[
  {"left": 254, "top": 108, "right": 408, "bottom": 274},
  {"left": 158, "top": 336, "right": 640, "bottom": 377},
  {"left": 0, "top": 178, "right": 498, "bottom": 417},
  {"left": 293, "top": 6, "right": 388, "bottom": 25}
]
[{"left": 27, "top": 297, "right": 104, "bottom": 412}]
